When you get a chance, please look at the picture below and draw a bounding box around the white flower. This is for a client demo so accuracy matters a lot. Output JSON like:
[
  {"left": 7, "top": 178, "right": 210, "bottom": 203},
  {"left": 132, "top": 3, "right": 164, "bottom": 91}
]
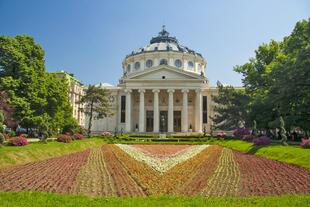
[{"left": 116, "top": 144, "right": 209, "bottom": 173}]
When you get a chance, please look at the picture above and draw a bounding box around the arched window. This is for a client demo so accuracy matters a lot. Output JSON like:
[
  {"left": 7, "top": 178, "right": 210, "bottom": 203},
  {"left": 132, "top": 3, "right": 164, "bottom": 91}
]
[
  {"left": 174, "top": 59, "right": 182, "bottom": 68},
  {"left": 134, "top": 62, "right": 140, "bottom": 70},
  {"left": 160, "top": 59, "right": 168, "bottom": 65},
  {"left": 145, "top": 59, "right": 153, "bottom": 68}
]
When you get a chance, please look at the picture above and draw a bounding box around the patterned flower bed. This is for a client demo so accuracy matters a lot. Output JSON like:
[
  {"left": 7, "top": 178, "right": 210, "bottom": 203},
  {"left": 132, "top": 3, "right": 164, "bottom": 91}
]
[
  {"left": 116, "top": 144, "right": 208, "bottom": 173},
  {"left": 0, "top": 144, "right": 309, "bottom": 197}
]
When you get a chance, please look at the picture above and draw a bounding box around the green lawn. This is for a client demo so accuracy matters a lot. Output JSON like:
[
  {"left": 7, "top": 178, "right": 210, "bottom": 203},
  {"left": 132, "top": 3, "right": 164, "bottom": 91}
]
[
  {"left": 207, "top": 139, "right": 310, "bottom": 168},
  {"left": 0, "top": 192, "right": 309, "bottom": 207},
  {"left": 0, "top": 138, "right": 105, "bottom": 169}
]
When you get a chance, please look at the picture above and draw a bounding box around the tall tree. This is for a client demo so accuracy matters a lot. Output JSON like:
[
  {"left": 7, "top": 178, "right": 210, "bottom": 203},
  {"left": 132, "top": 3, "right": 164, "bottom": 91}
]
[
  {"left": 211, "top": 82, "right": 250, "bottom": 130},
  {"left": 0, "top": 35, "right": 76, "bottom": 134},
  {"left": 234, "top": 19, "right": 310, "bottom": 131},
  {"left": 79, "top": 85, "right": 112, "bottom": 137}
]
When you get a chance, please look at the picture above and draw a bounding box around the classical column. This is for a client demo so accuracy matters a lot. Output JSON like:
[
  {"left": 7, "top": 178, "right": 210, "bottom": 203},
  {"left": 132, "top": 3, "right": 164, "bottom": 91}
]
[
  {"left": 181, "top": 89, "right": 189, "bottom": 132},
  {"left": 138, "top": 89, "right": 145, "bottom": 132},
  {"left": 125, "top": 89, "right": 132, "bottom": 132},
  {"left": 195, "top": 89, "right": 202, "bottom": 133},
  {"left": 167, "top": 89, "right": 175, "bottom": 133},
  {"left": 152, "top": 89, "right": 160, "bottom": 133}
]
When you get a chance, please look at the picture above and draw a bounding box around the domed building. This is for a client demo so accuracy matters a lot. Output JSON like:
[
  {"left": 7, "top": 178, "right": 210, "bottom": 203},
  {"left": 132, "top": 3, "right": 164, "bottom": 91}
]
[{"left": 89, "top": 26, "right": 218, "bottom": 133}]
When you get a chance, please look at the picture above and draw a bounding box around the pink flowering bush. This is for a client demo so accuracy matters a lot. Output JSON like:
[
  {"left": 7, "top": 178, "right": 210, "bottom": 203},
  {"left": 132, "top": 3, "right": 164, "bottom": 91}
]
[
  {"left": 57, "top": 134, "right": 72, "bottom": 143},
  {"left": 73, "top": 133, "right": 84, "bottom": 140},
  {"left": 217, "top": 131, "right": 226, "bottom": 138},
  {"left": 253, "top": 136, "right": 271, "bottom": 146},
  {"left": 102, "top": 131, "right": 112, "bottom": 137},
  {"left": 233, "top": 128, "right": 251, "bottom": 139},
  {"left": 242, "top": 134, "right": 254, "bottom": 142},
  {"left": 300, "top": 138, "right": 310, "bottom": 149},
  {"left": 9, "top": 134, "right": 28, "bottom": 146}
]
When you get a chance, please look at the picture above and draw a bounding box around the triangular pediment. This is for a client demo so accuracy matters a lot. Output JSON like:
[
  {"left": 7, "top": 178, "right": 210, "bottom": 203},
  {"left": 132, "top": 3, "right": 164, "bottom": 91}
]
[{"left": 127, "top": 66, "right": 202, "bottom": 80}]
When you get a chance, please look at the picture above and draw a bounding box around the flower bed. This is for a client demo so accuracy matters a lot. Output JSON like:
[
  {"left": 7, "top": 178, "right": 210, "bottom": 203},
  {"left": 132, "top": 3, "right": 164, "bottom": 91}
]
[
  {"left": 116, "top": 144, "right": 208, "bottom": 173},
  {"left": 0, "top": 150, "right": 90, "bottom": 193},
  {"left": 301, "top": 138, "right": 310, "bottom": 149},
  {"left": 253, "top": 136, "right": 271, "bottom": 145},
  {"left": 234, "top": 151, "right": 310, "bottom": 196},
  {"left": 9, "top": 134, "right": 28, "bottom": 146}
]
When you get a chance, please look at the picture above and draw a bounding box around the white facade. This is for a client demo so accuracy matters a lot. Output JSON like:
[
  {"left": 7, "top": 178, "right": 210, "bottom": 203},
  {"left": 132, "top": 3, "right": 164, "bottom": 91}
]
[{"left": 89, "top": 27, "right": 218, "bottom": 133}]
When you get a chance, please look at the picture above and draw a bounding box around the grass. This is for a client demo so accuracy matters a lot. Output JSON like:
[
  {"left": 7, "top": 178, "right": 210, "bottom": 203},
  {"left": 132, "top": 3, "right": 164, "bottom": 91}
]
[
  {"left": 205, "top": 139, "right": 310, "bottom": 168},
  {"left": 0, "top": 192, "right": 309, "bottom": 207},
  {"left": 0, "top": 137, "right": 105, "bottom": 169}
]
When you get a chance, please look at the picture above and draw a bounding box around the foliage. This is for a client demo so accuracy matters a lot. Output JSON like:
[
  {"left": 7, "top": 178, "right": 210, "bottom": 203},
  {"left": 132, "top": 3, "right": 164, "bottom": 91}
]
[
  {"left": 78, "top": 85, "right": 112, "bottom": 137},
  {"left": 233, "top": 128, "right": 251, "bottom": 139},
  {"left": 0, "top": 35, "right": 76, "bottom": 135},
  {"left": 9, "top": 134, "right": 28, "bottom": 146},
  {"left": 252, "top": 120, "right": 257, "bottom": 137},
  {"left": 57, "top": 134, "right": 72, "bottom": 143},
  {"left": 300, "top": 138, "right": 310, "bottom": 149},
  {"left": 211, "top": 83, "right": 250, "bottom": 130},
  {"left": 234, "top": 19, "right": 310, "bottom": 130},
  {"left": 0, "top": 91, "right": 15, "bottom": 128},
  {"left": 253, "top": 136, "right": 271, "bottom": 146},
  {"left": 0, "top": 133, "right": 4, "bottom": 145}
]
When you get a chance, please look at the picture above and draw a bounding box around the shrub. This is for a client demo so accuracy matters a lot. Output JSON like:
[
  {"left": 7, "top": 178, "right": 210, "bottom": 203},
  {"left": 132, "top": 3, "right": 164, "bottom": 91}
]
[
  {"left": 102, "top": 131, "right": 112, "bottom": 137},
  {"left": 253, "top": 136, "right": 271, "bottom": 146},
  {"left": 9, "top": 134, "right": 28, "bottom": 146},
  {"left": 300, "top": 138, "right": 310, "bottom": 149},
  {"left": 217, "top": 131, "right": 226, "bottom": 138},
  {"left": 57, "top": 134, "right": 72, "bottom": 143},
  {"left": 233, "top": 128, "right": 251, "bottom": 139},
  {"left": 73, "top": 133, "right": 84, "bottom": 140},
  {"left": 242, "top": 134, "right": 254, "bottom": 142},
  {"left": 0, "top": 133, "right": 4, "bottom": 144}
]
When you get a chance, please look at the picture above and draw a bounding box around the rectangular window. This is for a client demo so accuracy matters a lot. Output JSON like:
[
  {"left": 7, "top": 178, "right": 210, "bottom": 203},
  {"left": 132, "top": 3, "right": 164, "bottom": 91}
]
[
  {"left": 203, "top": 96, "right": 208, "bottom": 123},
  {"left": 120, "top": 96, "right": 126, "bottom": 123}
]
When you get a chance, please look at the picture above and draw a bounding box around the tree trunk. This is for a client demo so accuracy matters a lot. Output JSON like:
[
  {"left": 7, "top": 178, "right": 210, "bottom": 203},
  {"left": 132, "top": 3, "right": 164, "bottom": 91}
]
[{"left": 87, "top": 100, "right": 94, "bottom": 137}]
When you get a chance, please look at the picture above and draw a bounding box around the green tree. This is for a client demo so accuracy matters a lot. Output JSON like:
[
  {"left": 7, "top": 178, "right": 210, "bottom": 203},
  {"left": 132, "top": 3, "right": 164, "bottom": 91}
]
[
  {"left": 0, "top": 35, "right": 76, "bottom": 135},
  {"left": 79, "top": 85, "right": 112, "bottom": 137},
  {"left": 211, "top": 82, "right": 250, "bottom": 130},
  {"left": 234, "top": 19, "right": 310, "bottom": 132}
]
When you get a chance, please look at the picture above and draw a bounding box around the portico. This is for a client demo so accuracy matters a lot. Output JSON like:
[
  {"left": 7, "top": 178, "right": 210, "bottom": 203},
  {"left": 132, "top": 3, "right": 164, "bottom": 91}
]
[{"left": 122, "top": 87, "right": 202, "bottom": 133}]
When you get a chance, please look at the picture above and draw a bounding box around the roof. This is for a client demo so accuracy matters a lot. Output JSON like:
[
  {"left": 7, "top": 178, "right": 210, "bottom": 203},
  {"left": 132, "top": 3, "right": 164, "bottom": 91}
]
[{"left": 126, "top": 26, "right": 203, "bottom": 58}]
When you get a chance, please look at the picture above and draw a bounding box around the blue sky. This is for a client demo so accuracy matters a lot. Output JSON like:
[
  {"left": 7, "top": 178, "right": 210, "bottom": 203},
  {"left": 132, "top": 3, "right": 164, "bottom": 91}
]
[{"left": 0, "top": 0, "right": 309, "bottom": 86}]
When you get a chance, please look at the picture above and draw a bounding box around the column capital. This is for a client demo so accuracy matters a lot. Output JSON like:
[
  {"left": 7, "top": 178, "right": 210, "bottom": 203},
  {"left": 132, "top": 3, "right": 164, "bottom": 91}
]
[
  {"left": 167, "top": 89, "right": 175, "bottom": 94},
  {"left": 181, "top": 89, "right": 189, "bottom": 93},
  {"left": 138, "top": 89, "right": 146, "bottom": 93},
  {"left": 152, "top": 89, "right": 160, "bottom": 93},
  {"left": 124, "top": 89, "right": 132, "bottom": 93}
]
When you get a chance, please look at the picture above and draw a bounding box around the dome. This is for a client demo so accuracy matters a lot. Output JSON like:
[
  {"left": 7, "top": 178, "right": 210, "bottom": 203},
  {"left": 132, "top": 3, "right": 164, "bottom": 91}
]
[
  {"left": 126, "top": 26, "right": 203, "bottom": 58},
  {"left": 122, "top": 26, "right": 207, "bottom": 77}
]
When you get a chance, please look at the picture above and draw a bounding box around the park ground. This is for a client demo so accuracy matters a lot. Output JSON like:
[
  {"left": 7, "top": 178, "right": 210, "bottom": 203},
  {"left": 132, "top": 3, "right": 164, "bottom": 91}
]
[{"left": 0, "top": 137, "right": 309, "bottom": 207}]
